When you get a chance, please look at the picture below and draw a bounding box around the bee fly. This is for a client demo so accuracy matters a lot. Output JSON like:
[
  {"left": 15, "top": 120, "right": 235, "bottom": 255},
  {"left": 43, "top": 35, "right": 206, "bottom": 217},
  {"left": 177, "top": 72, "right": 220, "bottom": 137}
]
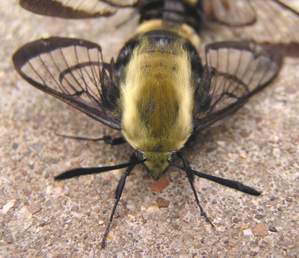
[{"left": 13, "top": 0, "right": 285, "bottom": 247}]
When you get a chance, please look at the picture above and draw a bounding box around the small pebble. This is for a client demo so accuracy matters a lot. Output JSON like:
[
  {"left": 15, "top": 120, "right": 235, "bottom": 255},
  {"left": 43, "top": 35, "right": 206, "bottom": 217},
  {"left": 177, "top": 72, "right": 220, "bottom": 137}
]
[
  {"left": 156, "top": 197, "right": 170, "bottom": 208},
  {"left": 240, "top": 130, "right": 251, "bottom": 138},
  {"left": 269, "top": 226, "right": 278, "bottom": 232},
  {"left": 128, "top": 214, "right": 135, "bottom": 220},
  {"left": 150, "top": 177, "right": 170, "bottom": 192},
  {"left": 27, "top": 204, "right": 42, "bottom": 215},
  {"left": 232, "top": 217, "right": 240, "bottom": 223},
  {"left": 147, "top": 205, "right": 160, "bottom": 213},
  {"left": 255, "top": 214, "right": 265, "bottom": 220},
  {"left": 252, "top": 223, "right": 268, "bottom": 237},
  {"left": 1, "top": 200, "right": 16, "bottom": 214},
  {"left": 12, "top": 142, "right": 19, "bottom": 150},
  {"left": 126, "top": 200, "right": 136, "bottom": 211},
  {"left": 217, "top": 141, "right": 226, "bottom": 147},
  {"left": 19, "top": 206, "right": 33, "bottom": 220},
  {"left": 46, "top": 185, "right": 65, "bottom": 197},
  {"left": 243, "top": 228, "right": 253, "bottom": 237}
]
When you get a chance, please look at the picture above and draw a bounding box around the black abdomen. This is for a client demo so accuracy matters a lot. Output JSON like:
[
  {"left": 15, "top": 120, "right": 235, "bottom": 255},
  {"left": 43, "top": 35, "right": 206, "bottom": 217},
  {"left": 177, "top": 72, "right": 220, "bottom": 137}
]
[{"left": 138, "top": 0, "right": 203, "bottom": 32}]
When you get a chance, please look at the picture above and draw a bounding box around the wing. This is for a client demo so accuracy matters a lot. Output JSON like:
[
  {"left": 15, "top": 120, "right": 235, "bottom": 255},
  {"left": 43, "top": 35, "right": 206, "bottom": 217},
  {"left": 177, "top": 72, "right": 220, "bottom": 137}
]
[
  {"left": 13, "top": 37, "right": 121, "bottom": 129},
  {"left": 275, "top": 0, "right": 299, "bottom": 15},
  {"left": 193, "top": 41, "right": 281, "bottom": 132},
  {"left": 204, "top": 0, "right": 257, "bottom": 27},
  {"left": 18, "top": 0, "right": 138, "bottom": 19},
  {"left": 203, "top": 0, "right": 299, "bottom": 43}
]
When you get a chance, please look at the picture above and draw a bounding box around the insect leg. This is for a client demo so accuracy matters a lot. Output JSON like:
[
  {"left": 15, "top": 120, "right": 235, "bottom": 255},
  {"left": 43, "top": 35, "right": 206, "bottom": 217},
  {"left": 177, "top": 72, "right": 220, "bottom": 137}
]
[
  {"left": 190, "top": 169, "right": 261, "bottom": 196},
  {"left": 185, "top": 164, "right": 215, "bottom": 228},
  {"left": 54, "top": 155, "right": 144, "bottom": 180},
  {"left": 174, "top": 154, "right": 261, "bottom": 196},
  {"left": 101, "top": 156, "right": 137, "bottom": 248},
  {"left": 176, "top": 152, "right": 214, "bottom": 226},
  {"left": 55, "top": 132, "right": 126, "bottom": 145}
]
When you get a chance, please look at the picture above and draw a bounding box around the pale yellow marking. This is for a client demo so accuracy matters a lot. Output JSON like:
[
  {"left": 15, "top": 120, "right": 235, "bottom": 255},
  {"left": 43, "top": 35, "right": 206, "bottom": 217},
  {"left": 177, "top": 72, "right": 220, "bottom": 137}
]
[
  {"left": 137, "top": 20, "right": 164, "bottom": 35},
  {"left": 121, "top": 38, "right": 194, "bottom": 152},
  {"left": 184, "top": 0, "right": 198, "bottom": 6},
  {"left": 180, "top": 23, "right": 201, "bottom": 48}
]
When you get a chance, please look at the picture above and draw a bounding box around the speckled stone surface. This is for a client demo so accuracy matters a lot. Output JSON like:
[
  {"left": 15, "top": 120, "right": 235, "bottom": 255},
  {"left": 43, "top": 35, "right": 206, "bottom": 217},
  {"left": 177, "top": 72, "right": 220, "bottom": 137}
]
[{"left": 1, "top": 1, "right": 299, "bottom": 257}]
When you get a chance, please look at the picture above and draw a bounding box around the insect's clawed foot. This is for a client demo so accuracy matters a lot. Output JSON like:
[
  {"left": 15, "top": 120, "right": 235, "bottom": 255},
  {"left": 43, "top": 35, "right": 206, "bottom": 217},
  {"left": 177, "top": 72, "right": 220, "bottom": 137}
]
[{"left": 200, "top": 210, "right": 215, "bottom": 228}]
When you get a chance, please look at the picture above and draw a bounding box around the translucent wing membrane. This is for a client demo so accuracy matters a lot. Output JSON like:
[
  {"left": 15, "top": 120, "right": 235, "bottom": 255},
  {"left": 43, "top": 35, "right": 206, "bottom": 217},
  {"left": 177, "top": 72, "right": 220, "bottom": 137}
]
[
  {"left": 204, "top": 0, "right": 257, "bottom": 26},
  {"left": 275, "top": 0, "right": 299, "bottom": 15},
  {"left": 13, "top": 37, "right": 121, "bottom": 129},
  {"left": 19, "top": 0, "right": 138, "bottom": 19},
  {"left": 194, "top": 41, "right": 281, "bottom": 132},
  {"left": 203, "top": 0, "right": 299, "bottom": 43}
]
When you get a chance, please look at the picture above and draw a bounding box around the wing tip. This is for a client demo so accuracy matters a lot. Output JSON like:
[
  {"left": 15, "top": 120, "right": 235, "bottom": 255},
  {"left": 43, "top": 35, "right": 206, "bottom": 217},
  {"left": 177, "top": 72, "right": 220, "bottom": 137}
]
[{"left": 19, "top": 0, "right": 116, "bottom": 19}]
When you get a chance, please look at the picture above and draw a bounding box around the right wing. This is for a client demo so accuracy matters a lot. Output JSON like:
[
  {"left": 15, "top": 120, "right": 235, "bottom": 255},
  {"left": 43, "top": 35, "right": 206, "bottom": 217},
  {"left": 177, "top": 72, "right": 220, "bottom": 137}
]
[
  {"left": 204, "top": 0, "right": 257, "bottom": 27},
  {"left": 193, "top": 40, "right": 281, "bottom": 133},
  {"left": 18, "top": 0, "right": 138, "bottom": 19},
  {"left": 203, "top": 0, "right": 299, "bottom": 43}
]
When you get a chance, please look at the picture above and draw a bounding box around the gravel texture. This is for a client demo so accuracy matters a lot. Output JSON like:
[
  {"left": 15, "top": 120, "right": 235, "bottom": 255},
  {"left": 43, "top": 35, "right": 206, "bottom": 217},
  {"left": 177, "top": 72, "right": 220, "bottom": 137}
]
[{"left": 1, "top": 1, "right": 299, "bottom": 257}]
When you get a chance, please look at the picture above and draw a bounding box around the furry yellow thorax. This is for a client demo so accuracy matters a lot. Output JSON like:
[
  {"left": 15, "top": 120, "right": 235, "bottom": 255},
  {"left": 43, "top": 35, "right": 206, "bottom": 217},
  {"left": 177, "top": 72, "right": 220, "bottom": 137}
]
[{"left": 120, "top": 36, "right": 194, "bottom": 154}]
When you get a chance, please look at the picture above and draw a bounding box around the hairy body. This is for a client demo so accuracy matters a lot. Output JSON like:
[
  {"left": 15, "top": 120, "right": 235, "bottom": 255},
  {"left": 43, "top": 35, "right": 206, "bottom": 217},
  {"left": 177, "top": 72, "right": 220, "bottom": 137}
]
[{"left": 120, "top": 34, "right": 195, "bottom": 177}]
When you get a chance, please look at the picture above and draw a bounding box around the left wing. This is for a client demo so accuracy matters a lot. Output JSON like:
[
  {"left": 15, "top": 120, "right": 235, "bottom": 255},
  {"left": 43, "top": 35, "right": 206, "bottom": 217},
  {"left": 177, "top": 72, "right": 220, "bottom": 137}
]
[
  {"left": 18, "top": 0, "right": 138, "bottom": 19},
  {"left": 193, "top": 41, "right": 281, "bottom": 132},
  {"left": 13, "top": 37, "right": 121, "bottom": 129}
]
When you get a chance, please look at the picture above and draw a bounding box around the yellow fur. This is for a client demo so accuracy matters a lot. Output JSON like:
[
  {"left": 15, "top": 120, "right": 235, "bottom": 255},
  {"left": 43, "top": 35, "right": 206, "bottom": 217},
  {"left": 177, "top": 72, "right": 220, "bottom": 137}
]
[{"left": 121, "top": 38, "right": 194, "bottom": 153}]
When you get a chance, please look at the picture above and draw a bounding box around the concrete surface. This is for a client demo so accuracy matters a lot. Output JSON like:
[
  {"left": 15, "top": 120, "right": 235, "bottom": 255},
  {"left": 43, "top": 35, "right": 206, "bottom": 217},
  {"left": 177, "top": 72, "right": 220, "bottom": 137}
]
[{"left": 0, "top": 1, "right": 298, "bottom": 257}]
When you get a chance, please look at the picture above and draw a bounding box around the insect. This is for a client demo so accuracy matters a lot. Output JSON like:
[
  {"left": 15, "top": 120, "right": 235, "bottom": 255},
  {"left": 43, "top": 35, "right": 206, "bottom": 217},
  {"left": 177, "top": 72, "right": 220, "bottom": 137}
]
[{"left": 13, "top": 0, "right": 296, "bottom": 248}]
